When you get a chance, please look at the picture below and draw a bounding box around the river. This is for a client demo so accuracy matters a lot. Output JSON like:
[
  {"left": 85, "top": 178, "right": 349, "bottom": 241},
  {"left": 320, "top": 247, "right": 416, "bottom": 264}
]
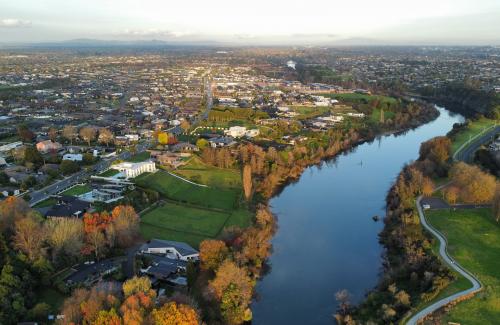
[{"left": 252, "top": 107, "right": 464, "bottom": 324}]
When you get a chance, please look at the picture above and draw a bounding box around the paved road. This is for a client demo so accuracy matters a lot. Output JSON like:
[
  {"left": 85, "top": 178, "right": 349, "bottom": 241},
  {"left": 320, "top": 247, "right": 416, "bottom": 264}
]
[
  {"left": 406, "top": 194, "right": 483, "bottom": 324},
  {"left": 453, "top": 125, "right": 499, "bottom": 162},
  {"left": 29, "top": 141, "right": 149, "bottom": 206}
]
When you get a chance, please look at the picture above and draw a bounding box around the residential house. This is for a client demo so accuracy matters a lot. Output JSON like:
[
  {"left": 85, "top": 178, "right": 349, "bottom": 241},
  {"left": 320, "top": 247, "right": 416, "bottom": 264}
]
[
  {"left": 63, "top": 153, "right": 83, "bottom": 161},
  {"left": 45, "top": 195, "right": 91, "bottom": 219},
  {"left": 36, "top": 140, "right": 62, "bottom": 153},
  {"left": 113, "top": 160, "right": 156, "bottom": 178},
  {"left": 139, "top": 239, "right": 199, "bottom": 261}
]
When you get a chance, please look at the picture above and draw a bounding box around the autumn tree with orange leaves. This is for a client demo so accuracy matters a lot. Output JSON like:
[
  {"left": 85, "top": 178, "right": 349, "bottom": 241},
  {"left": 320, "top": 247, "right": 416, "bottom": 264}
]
[
  {"left": 152, "top": 301, "right": 199, "bottom": 325},
  {"left": 199, "top": 239, "right": 229, "bottom": 272}
]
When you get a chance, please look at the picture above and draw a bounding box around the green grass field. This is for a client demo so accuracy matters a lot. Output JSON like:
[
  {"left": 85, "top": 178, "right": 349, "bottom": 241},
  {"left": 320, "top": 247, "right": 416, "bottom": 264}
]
[
  {"left": 61, "top": 184, "right": 92, "bottom": 196},
  {"left": 127, "top": 151, "right": 151, "bottom": 162},
  {"left": 324, "top": 93, "right": 397, "bottom": 105},
  {"left": 289, "top": 105, "right": 330, "bottom": 120},
  {"left": 173, "top": 156, "right": 242, "bottom": 189},
  {"left": 135, "top": 170, "right": 239, "bottom": 210},
  {"left": 425, "top": 208, "right": 500, "bottom": 324},
  {"left": 450, "top": 118, "right": 496, "bottom": 154},
  {"left": 140, "top": 202, "right": 253, "bottom": 247},
  {"left": 370, "top": 108, "right": 396, "bottom": 123},
  {"left": 33, "top": 198, "right": 57, "bottom": 208},
  {"left": 98, "top": 168, "right": 120, "bottom": 177}
]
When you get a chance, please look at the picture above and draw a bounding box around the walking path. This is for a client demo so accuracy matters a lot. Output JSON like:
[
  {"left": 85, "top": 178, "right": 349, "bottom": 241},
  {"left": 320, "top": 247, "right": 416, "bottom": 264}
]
[{"left": 405, "top": 194, "right": 483, "bottom": 324}]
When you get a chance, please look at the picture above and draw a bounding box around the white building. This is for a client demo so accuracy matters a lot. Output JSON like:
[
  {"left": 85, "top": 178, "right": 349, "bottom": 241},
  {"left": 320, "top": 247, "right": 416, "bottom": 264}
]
[
  {"left": 0, "top": 141, "right": 23, "bottom": 153},
  {"left": 225, "top": 126, "right": 247, "bottom": 138},
  {"left": 347, "top": 112, "right": 365, "bottom": 118},
  {"left": 63, "top": 153, "right": 83, "bottom": 161},
  {"left": 114, "top": 160, "right": 156, "bottom": 178},
  {"left": 140, "top": 239, "right": 199, "bottom": 261}
]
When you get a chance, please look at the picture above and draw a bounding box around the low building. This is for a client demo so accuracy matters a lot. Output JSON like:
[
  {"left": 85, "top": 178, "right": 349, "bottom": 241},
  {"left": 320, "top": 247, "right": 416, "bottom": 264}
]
[
  {"left": 0, "top": 141, "right": 23, "bottom": 154},
  {"left": 208, "top": 136, "right": 236, "bottom": 148},
  {"left": 113, "top": 160, "right": 156, "bottom": 178},
  {"left": 36, "top": 140, "right": 62, "bottom": 153},
  {"left": 45, "top": 195, "right": 91, "bottom": 219},
  {"left": 63, "top": 153, "right": 83, "bottom": 161},
  {"left": 140, "top": 239, "right": 199, "bottom": 261}
]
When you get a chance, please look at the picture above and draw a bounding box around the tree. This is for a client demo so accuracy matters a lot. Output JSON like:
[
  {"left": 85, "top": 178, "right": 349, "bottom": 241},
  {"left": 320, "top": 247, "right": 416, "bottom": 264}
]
[
  {"left": 48, "top": 127, "right": 58, "bottom": 142},
  {"left": 110, "top": 205, "right": 139, "bottom": 248},
  {"left": 82, "top": 212, "right": 111, "bottom": 260},
  {"left": 199, "top": 240, "right": 228, "bottom": 271},
  {"left": 152, "top": 302, "right": 199, "bottom": 325},
  {"left": 94, "top": 309, "right": 121, "bottom": 325},
  {"left": 335, "top": 289, "right": 351, "bottom": 315},
  {"left": 444, "top": 186, "right": 459, "bottom": 205},
  {"left": 421, "top": 177, "right": 434, "bottom": 197},
  {"left": 158, "top": 132, "right": 169, "bottom": 145},
  {"left": 13, "top": 216, "right": 46, "bottom": 262},
  {"left": 196, "top": 138, "right": 208, "bottom": 150},
  {"left": 209, "top": 260, "right": 253, "bottom": 324},
  {"left": 450, "top": 162, "right": 497, "bottom": 203},
  {"left": 180, "top": 120, "right": 191, "bottom": 133},
  {"left": 62, "top": 125, "right": 77, "bottom": 145},
  {"left": 59, "top": 160, "right": 80, "bottom": 175},
  {"left": 45, "top": 218, "right": 84, "bottom": 263},
  {"left": 242, "top": 164, "right": 252, "bottom": 201},
  {"left": 120, "top": 290, "right": 155, "bottom": 325},
  {"left": 24, "top": 146, "right": 44, "bottom": 167},
  {"left": 122, "top": 276, "right": 153, "bottom": 298},
  {"left": 0, "top": 196, "right": 33, "bottom": 234},
  {"left": 419, "top": 136, "right": 452, "bottom": 165},
  {"left": 492, "top": 184, "right": 500, "bottom": 223},
  {"left": 99, "top": 128, "right": 114, "bottom": 147},
  {"left": 17, "top": 124, "right": 34, "bottom": 142},
  {"left": 80, "top": 126, "right": 97, "bottom": 146}
]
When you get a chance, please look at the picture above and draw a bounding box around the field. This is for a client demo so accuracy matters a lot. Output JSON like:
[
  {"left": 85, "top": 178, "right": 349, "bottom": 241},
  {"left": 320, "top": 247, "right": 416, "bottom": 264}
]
[
  {"left": 33, "top": 197, "right": 57, "bottom": 208},
  {"left": 127, "top": 151, "right": 151, "bottom": 162},
  {"left": 370, "top": 108, "right": 396, "bottom": 122},
  {"left": 289, "top": 105, "right": 330, "bottom": 120},
  {"left": 323, "top": 93, "right": 397, "bottom": 105},
  {"left": 173, "top": 156, "right": 242, "bottom": 189},
  {"left": 61, "top": 184, "right": 92, "bottom": 196},
  {"left": 98, "top": 168, "right": 120, "bottom": 177},
  {"left": 426, "top": 208, "right": 500, "bottom": 324},
  {"left": 140, "top": 202, "right": 253, "bottom": 247},
  {"left": 135, "top": 170, "right": 239, "bottom": 210},
  {"left": 450, "top": 118, "right": 496, "bottom": 154}
]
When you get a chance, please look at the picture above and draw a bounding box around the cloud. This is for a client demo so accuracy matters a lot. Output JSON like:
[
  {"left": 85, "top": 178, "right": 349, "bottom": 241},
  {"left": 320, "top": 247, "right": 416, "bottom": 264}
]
[{"left": 0, "top": 18, "right": 32, "bottom": 28}]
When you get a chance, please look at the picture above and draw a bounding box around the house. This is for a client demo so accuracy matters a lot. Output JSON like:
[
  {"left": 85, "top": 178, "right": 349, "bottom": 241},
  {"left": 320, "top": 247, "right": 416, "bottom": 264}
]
[
  {"left": 156, "top": 153, "right": 184, "bottom": 168},
  {"left": 125, "top": 134, "right": 140, "bottom": 142},
  {"left": 225, "top": 126, "right": 247, "bottom": 138},
  {"left": 140, "top": 239, "right": 199, "bottom": 261},
  {"left": 45, "top": 195, "right": 91, "bottom": 219},
  {"left": 65, "top": 257, "right": 123, "bottom": 287},
  {"left": 36, "top": 140, "right": 62, "bottom": 153},
  {"left": 139, "top": 253, "right": 188, "bottom": 285},
  {"left": 113, "top": 160, "right": 156, "bottom": 178},
  {"left": 0, "top": 157, "right": 6, "bottom": 167},
  {"left": 170, "top": 142, "right": 199, "bottom": 153},
  {"left": 0, "top": 141, "right": 23, "bottom": 154},
  {"left": 63, "top": 153, "right": 83, "bottom": 161},
  {"left": 208, "top": 136, "right": 236, "bottom": 148}
]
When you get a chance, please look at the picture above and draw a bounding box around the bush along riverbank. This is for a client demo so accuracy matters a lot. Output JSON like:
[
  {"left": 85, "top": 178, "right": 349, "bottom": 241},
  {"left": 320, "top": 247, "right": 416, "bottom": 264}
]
[{"left": 191, "top": 101, "right": 440, "bottom": 324}]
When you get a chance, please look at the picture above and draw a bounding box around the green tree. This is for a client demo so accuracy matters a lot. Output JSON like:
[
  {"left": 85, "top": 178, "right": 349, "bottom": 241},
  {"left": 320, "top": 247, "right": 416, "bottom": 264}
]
[{"left": 59, "top": 160, "right": 80, "bottom": 175}]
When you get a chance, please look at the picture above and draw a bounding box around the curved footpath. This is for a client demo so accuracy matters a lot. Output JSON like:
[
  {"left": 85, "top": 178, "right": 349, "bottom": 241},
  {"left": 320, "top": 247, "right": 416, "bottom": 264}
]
[{"left": 406, "top": 193, "right": 483, "bottom": 324}]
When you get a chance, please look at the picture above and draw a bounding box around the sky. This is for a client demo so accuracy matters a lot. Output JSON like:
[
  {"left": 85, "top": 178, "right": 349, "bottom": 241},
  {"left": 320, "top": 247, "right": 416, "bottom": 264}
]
[{"left": 1, "top": 0, "right": 499, "bottom": 45}]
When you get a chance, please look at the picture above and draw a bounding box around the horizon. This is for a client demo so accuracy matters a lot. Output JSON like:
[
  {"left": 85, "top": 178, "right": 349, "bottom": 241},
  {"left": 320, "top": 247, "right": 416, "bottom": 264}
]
[{"left": 1, "top": 0, "right": 500, "bottom": 46}]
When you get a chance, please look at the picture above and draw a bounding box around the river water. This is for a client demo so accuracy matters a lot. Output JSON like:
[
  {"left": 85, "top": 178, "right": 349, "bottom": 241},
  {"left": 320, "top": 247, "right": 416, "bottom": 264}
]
[{"left": 252, "top": 107, "right": 464, "bottom": 324}]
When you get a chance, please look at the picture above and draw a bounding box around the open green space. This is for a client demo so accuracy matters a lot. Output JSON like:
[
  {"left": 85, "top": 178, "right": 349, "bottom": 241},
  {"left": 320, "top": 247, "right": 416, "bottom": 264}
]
[
  {"left": 173, "top": 156, "right": 242, "bottom": 189},
  {"left": 289, "top": 105, "right": 330, "bottom": 120},
  {"left": 127, "top": 151, "right": 151, "bottom": 162},
  {"left": 139, "top": 202, "right": 253, "bottom": 247},
  {"left": 425, "top": 208, "right": 500, "bottom": 324},
  {"left": 450, "top": 118, "right": 496, "bottom": 154},
  {"left": 33, "top": 198, "right": 56, "bottom": 208},
  {"left": 370, "top": 107, "right": 395, "bottom": 123},
  {"left": 324, "top": 93, "right": 397, "bottom": 105},
  {"left": 61, "top": 184, "right": 92, "bottom": 196},
  {"left": 98, "top": 168, "right": 120, "bottom": 177},
  {"left": 135, "top": 170, "right": 239, "bottom": 210}
]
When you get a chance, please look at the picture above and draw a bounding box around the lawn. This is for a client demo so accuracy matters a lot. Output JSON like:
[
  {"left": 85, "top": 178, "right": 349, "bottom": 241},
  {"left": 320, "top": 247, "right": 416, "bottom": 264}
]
[
  {"left": 135, "top": 170, "right": 239, "bottom": 210},
  {"left": 425, "top": 208, "right": 500, "bottom": 324},
  {"left": 98, "top": 168, "right": 120, "bottom": 177},
  {"left": 324, "top": 93, "right": 397, "bottom": 105},
  {"left": 139, "top": 203, "right": 253, "bottom": 247},
  {"left": 61, "top": 184, "right": 92, "bottom": 196},
  {"left": 173, "top": 156, "right": 242, "bottom": 189},
  {"left": 127, "top": 151, "right": 151, "bottom": 162},
  {"left": 33, "top": 197, "right": 56, "bottom": 208},
  {"left": 450, "top": 117, "right": 496, "bottom": 154},
  {"left": 289, "top": 105, "right": 330, "bottom": 120},
  {"left": 370, "top": 107, "right": 395, "bottom": 123}
]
